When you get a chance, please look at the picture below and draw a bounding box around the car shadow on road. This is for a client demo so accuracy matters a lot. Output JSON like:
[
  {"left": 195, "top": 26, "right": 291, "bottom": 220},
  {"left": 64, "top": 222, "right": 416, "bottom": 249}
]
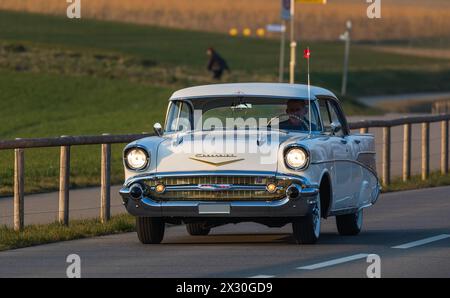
[{"left": 160, "top": 228, "right": 450, "bottom": 247}]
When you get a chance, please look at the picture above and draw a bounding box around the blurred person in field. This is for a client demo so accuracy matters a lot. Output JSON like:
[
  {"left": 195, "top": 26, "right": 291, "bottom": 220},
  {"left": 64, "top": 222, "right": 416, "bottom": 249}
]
[{"left": 206, "top": 47, "right": 230, "bottom": 80}]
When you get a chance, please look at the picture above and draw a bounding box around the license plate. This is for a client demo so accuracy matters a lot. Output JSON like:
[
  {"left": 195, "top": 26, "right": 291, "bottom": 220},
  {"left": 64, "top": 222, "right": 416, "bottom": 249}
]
[{"left": 198, "top": 204, "right": 230, "bottom": 214}]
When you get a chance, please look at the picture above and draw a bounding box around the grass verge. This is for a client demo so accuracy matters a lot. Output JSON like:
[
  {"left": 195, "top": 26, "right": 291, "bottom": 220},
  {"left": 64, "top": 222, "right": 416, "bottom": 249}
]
[
  {"left": 383, "top": 172, "right": 450, "bottom": 193},
  {"left": 0, "top": 214, "right": 135, "bottom": 252}
]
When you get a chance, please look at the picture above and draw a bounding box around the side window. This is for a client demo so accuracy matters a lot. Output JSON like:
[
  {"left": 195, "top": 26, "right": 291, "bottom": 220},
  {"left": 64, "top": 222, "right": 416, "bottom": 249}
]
[
  {"left": 166, "top": 101, "right": 181, "bottom": 132},
  {"left": 327, "top": 101, "right": 345, "bottom": 136},
  {"left": 318, "top": 99, "right": 332, "bottom": 132},
  {"left": 178, "top": 102, "right": 192, "bottom": 131},
  {"left": 166, "top": 101, "right": 192, "bottom": 132}
]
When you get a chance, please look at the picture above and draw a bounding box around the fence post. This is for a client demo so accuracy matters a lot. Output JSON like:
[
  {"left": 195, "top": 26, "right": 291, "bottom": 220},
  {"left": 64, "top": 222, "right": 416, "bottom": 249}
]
[
  {"left": 100, "top": 135, "right": 111, "bottom": 223},
  {"left": 360, "top": 127, "right": 368, "bottom": 134},
  {"left": 382, "top": 126, "right": 391, "bottom": 186},
  {"left": 14, "top": 148, "right": 24, "bottom": 231},
  {"left": 403, "top": 123, "right": 411, "bottom": 181},
  {"left": 59, "top": 144, "right": 70, "bottom": 225},
  {"left": 421, "top": 122, "right": 430, "bottom": 180},
  {"left": 442, "top": 120, "right": 449, "bottom": 175}
]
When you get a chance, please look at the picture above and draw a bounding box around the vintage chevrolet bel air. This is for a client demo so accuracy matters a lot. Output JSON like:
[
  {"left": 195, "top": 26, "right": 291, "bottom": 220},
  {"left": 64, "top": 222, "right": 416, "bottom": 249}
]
[{"left": 119, "top": 83, "right": 380, "bottom": 244}]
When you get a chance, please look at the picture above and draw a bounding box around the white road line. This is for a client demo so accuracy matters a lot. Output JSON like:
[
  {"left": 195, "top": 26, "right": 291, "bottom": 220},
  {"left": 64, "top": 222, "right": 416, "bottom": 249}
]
[
  {"left": 249, "top": 275, "right": 275, "bottom": 278},
  {"left": 392, "top": 234, "right": 450, "bottom": 249},
  {"left": 297, "top": 253, "right": 370, "bottom": 270}
]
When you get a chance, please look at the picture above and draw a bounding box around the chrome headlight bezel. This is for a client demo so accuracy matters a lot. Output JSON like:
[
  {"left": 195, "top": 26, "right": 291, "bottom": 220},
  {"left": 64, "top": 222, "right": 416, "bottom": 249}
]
[
  {"left": 124, "top": 146, "right": 150, "bottom": 171},
  {"left": 284, "top": 145, "right": 310, "bottom": 171}
]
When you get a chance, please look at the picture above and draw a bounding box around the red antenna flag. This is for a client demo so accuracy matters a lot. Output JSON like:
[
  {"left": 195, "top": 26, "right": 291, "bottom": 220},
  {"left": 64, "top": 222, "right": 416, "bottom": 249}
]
[{"left": 304, "top": 47, "right": 311, "bottom": 59}]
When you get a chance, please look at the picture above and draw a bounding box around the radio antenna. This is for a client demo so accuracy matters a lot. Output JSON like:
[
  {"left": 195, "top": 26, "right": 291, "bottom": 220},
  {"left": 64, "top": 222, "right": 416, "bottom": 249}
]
[{"left": 304, "top": 47, "right": 312, "bottom": 136}]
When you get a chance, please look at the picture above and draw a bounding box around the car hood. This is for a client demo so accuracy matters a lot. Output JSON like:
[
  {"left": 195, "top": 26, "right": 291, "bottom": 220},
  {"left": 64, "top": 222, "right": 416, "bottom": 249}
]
[{"left": 155, "top": 130, "right": 308, "bottom": 173}]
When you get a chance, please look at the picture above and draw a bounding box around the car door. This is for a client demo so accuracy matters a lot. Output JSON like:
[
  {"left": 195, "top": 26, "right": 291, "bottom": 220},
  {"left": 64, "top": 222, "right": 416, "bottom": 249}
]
[
  {"left": 323, "top": 100, "right": 354, "bottom": 210},
  {"left": 345, "top": 133, "right": 365, "bottom": 208}
]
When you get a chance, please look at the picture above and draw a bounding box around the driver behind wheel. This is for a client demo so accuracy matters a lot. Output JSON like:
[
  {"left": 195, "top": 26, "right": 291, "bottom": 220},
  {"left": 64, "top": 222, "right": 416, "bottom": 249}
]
[{"left": 279, "top": 99, "right": 316, "bottom": 131}]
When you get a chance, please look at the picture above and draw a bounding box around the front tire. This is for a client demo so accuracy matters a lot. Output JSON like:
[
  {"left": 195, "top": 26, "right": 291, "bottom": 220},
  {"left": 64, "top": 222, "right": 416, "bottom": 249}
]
[
  {"left": 292, "top": 194, "right": 321, "bottom": 244},
  {"left": 336, "top": 209, "right": 363, "bottom": 236},
  {"left": 136, "top": 217, "right": 165, "bottom": 244},
  {"left": 186, "top": 223, "right": 211, "bottom": 236}
]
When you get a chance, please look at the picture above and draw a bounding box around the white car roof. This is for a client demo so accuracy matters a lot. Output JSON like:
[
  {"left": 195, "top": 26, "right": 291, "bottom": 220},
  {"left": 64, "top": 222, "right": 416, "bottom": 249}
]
[{"left": 169, "top": 83, "right": 337, "bottom": 101}]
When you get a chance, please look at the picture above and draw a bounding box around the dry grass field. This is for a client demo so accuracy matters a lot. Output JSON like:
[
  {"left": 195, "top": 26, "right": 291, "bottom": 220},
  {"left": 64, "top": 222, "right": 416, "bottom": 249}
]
[{"left": 1, "top": 0, "right": 450, "bottom": 41}]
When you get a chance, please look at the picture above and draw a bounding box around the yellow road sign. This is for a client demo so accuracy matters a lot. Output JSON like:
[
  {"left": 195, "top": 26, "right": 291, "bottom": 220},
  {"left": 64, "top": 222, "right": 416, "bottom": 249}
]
[
  {"left": 229, "top": 28, "right": 238, "bottom": 37},
  {"left": 256, "top": 28, "right": 266, "bottom": 37},
  {"left": 242, "top": 28, "right": 252, "bottom": 37},
  {"left": 296, "top": 0, "right": 327, "bottom": 4}
]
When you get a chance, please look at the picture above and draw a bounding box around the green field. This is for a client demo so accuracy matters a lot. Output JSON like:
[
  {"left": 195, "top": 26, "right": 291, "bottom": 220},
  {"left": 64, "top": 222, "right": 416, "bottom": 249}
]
[
  {"left": 0, "top": 10, "right": 449, "bottom": 196},
  {"left": 1, "top": 10, "right": 449, "bottom": 95}
]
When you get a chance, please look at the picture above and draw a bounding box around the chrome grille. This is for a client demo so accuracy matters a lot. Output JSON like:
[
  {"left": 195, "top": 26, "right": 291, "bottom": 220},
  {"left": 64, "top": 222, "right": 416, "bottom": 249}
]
[{"left": 143, "top": 176, "right": 288, "bottom": 201}]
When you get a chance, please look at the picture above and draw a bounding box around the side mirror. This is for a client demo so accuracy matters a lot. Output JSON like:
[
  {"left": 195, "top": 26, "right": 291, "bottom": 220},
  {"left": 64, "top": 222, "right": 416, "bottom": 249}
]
[
  {"left": 153, "top": 122, "right": 163, "bottom": 136},
  {"left": 330, "top": 122, "right": 342, "bottom": 135}
]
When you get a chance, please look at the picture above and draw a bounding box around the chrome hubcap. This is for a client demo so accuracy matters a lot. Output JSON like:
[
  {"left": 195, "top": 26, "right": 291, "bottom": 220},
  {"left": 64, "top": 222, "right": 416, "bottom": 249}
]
[{"left": 312, "top": 195, "right": 321, "bottom": 237}]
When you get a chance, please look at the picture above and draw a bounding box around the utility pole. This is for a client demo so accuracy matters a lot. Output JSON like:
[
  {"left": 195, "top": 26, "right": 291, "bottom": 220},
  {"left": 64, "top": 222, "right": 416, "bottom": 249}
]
[
  {"left": 279, "top": 20, "right": 286, "bottom": 82},
  {"left": 289, "top": 0, "right": 296, "bottom": 84},
  {"left": 340, "top": 20, "right": 352, "bottom": 96}
]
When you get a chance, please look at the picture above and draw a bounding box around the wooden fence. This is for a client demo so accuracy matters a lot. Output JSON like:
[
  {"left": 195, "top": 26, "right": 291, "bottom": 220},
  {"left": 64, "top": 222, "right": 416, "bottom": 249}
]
[
  {"left": 0, "top": 133, "right": 151, "bottom": 231},
  {"left": 1, "top": 114, "right": 449, "bottom": 231},
  {"left": 432, "top": 100, "right": 450, "bottom": 114},
  {"left": 349, "top": 114, "right": 450, "bottom": 185}
]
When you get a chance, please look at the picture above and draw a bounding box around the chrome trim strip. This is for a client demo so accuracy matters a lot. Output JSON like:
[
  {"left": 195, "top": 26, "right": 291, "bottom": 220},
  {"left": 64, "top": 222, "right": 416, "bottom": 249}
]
[
  {"left": 141, "top": 197, "right": 293, "bottom": 208},
  {"left": 169, "top": 94, "right": 320, "bottom": 101},
  {"left": 125, "top": 170, "right": 313, "bottom": 187},
  {"left": 357, "top": 151, "right": 376, "bottom": 155},
  {"left": 358, "top": 203, "right": 373, "bottom": 211},
  {"left": 154, "top": 185, "right": 268, "bottom": 192},
  {"left": 311, "top": 159, "right": 379, "bottom": 181},
  {"left": 330, "top": 203, "right": 375, "bottom": 216},
  {"left": 119, "top": 187, "right": 130, "bottom": 196},
  {"left": 128, "top": 183, "right": 318, "bottom": 208},
  {"left": 301, "top": 187, "right": 320, "bottom": 196}
]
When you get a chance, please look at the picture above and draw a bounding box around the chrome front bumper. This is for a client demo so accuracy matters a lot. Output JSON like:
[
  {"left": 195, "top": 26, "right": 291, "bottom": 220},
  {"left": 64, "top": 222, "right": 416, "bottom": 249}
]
[{"left": 119, "top": 171, "right": 319, "bottom": 218}]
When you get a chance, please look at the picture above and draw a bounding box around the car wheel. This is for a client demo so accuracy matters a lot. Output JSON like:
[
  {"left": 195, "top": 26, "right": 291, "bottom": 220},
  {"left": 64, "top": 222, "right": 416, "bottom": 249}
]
[
  {"left": 136, "top": 217, "right": 165, "bottom": 244},
  {"left": 292, "top": 194, "right": 321, "bottom": 244},
  {"left": 336, "top": 209, "right": 363, "bottom": 236},
  {"left": 186, "top": 223, "right": 211, "bottom": 236}
]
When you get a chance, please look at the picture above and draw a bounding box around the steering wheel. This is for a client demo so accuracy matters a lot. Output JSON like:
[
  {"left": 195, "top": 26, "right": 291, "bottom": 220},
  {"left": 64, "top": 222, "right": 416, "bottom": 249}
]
[{"left": 267, "top": 114, "right": 309, "bottom": 130}]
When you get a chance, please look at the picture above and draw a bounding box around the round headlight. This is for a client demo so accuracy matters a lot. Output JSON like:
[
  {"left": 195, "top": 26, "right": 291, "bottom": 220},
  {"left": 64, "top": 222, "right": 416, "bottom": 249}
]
[
  {"left": 285, "top": 147, "right": 309, "bottom": 170},
  {"left": 125, "top": 148, "right": 149, "bottom": 170}
]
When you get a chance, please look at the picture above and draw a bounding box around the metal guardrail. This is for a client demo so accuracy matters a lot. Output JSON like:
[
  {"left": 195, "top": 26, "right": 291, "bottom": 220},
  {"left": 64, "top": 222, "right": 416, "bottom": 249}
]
[{"left": 1, "top": 114, "right": 449, "bottom": 231}]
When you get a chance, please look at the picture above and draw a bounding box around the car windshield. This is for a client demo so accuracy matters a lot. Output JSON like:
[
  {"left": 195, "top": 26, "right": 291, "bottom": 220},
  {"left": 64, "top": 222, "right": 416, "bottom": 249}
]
[{"left": 165, "top": 97, "right": 322, "bottom": 133}]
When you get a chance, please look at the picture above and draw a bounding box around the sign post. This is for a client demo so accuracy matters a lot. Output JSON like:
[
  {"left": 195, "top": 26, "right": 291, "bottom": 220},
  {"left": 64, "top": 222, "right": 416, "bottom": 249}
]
[
  {"left": 279, "top": 20, "right": 286, "bottom": 82},
  {"left": 267, "top": 22, "right": 287, "bottom": 83},
  {"left": 289, "top": 0, "right": 296, "bottom": 84},
  {"left": 280, "top": 0, "right": 291, "bottom": 83},
  {"left": 340, "top": 20, "right": 352, "bottom": 96},
  {"left": 287, "top": 0, "right": 327, "bottom": 84}
]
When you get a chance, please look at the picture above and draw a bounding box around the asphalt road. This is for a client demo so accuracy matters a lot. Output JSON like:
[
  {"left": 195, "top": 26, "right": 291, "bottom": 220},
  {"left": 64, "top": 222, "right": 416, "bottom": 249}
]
[
  {"left": 0, "top": 186, "right": 449, "bottom": 278},
  {"left": 0, "top": 186, "right": 124, "bottom": 227}
]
